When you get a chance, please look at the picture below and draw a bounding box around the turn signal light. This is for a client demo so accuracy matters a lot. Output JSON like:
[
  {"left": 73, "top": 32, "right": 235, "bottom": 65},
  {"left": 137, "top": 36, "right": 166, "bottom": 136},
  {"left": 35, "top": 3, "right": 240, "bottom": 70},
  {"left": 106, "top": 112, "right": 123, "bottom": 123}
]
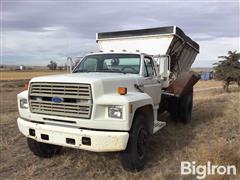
[{"left": 118, "top": 87, "right": 127, "bottom": 95}]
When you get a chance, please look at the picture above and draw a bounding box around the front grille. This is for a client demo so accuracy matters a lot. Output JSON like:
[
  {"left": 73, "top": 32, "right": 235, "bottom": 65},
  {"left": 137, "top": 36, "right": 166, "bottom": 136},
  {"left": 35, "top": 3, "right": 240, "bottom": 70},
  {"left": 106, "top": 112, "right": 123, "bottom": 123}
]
[{"left": 29, "top": 82, "right": 92, "bottom": 119}]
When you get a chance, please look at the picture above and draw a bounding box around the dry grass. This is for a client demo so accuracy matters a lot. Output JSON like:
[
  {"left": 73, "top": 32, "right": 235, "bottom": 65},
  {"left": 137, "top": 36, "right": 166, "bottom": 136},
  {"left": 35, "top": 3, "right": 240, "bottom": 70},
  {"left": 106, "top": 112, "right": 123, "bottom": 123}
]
[
  {"left": 0, "top": 80, "right": 239, "bottom": 180},
  {"left": 195, "top": 80, "right": 223, "bottom": 89},
  {"left": 0, "top": 136, "right": 11, "bottom": 151},
  {"left": 190, "top": 140, "right": 240, "bottom": 180},
  {"left": 185, "top": 92, "right": 240, "bottom": 180},
  {"left": 0, "top": 70, "right": 65, "bottom": 81}
]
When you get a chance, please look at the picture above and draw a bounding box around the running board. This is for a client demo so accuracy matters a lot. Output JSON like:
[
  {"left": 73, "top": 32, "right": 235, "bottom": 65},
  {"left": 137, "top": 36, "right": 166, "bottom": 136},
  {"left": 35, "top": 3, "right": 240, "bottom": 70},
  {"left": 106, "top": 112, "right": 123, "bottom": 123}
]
[{"left": 153, "top": 121, "right": 166, "bottom": 134}]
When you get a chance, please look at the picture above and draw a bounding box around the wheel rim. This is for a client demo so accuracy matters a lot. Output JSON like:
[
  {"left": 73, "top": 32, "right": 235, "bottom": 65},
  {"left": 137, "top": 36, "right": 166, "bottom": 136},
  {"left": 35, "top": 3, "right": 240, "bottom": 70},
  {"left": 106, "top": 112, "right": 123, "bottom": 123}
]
[{"left": 137, "top": 128, "right": 147, "bottom": 159}]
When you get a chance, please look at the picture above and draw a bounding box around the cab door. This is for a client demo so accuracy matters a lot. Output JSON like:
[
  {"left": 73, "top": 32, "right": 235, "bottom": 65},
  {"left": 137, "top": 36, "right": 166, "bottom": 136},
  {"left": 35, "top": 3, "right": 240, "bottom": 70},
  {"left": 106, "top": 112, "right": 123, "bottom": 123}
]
[{"left": 140, "top": 56, "right": 161, "bottom": 105}]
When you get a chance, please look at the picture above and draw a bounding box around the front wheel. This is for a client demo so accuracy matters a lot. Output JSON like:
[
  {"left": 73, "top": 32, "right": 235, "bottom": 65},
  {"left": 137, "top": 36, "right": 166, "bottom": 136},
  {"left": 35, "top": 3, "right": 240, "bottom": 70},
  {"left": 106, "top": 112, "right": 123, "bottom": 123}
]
[
  {"left": 120, "top": 114, "right": 149, "bottom": 171},
  {"left": 27, "top": 138, "right": 62, "bottom": 158}
]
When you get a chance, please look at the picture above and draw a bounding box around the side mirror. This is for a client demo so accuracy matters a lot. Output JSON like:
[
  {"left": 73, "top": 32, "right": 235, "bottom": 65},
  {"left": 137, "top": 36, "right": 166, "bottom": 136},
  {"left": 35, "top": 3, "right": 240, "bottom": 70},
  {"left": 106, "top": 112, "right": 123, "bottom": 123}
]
[
  {"left": 67, "top": 57, "right": 73, "bottom": 73},
  {"left": 157, "top": 55, "right": 170, "bottom": 78}
]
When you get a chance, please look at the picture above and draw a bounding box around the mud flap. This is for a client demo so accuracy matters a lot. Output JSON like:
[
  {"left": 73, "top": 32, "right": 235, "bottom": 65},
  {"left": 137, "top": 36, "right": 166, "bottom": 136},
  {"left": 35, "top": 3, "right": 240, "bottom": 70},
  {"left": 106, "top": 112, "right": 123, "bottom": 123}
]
[{"left": 166, "top": 72, "right": 199, "bottom": 96}]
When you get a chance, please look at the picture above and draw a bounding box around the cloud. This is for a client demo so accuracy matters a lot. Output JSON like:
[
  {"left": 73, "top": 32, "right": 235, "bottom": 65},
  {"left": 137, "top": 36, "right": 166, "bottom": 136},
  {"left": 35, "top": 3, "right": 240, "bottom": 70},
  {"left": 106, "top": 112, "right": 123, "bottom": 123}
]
[
  {"left": 2, "top": 29, "right": 97, "bottom": 65},
  {"left": 193, "top": 36, "right": 240, "bottom": 67},
  {"left": 3, "top": 1, "right": 239, "bottom": 37},
  {"left": 196, "top": 36, "right": 240, "bottom": 60},
  {"left": 2, "top": 1, "right": 239, "bottom": 66}
]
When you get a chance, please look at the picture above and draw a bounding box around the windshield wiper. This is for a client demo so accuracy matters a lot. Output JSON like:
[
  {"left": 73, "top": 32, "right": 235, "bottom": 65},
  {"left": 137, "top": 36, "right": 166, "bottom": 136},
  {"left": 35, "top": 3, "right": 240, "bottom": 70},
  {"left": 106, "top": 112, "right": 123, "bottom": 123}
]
[
  {"left": 73, "top": 69, "right": 90, "bottom": 73},
  {"left": 74, "top": 69, "right": 126, "bottom": 74},
  {"left": 95, "top": 69, "right": 123, "bottom": 73}
]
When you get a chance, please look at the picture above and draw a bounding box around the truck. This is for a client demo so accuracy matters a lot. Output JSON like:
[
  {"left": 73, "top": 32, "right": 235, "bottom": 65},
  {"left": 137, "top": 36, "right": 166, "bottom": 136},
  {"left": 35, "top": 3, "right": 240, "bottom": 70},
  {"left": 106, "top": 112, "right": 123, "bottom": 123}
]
[{"left": 17, "top": 26, "right": 200, "bottom": 171}]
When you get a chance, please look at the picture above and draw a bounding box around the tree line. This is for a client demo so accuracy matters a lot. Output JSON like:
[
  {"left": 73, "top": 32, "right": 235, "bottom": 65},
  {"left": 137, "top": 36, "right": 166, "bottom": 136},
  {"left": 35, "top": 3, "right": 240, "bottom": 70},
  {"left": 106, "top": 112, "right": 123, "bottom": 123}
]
[
  {"left": 47, "top": 60, "right": 80, "bottom": 71},
  {"left": 214, "top": 50, "right": 240, "bottom": 92}
]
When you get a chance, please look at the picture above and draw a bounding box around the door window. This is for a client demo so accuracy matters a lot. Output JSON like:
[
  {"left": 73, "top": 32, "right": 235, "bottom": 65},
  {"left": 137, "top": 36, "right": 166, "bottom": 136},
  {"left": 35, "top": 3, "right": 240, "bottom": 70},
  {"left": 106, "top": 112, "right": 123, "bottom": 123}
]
[{"left": 144, "top": 57, "right": 156, "bottom": 77}]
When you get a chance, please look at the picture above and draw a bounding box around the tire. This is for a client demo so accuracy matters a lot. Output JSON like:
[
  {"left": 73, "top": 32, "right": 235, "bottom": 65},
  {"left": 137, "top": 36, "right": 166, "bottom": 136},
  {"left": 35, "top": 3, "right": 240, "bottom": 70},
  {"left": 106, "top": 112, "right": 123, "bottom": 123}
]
[
  {"left": 121, "top": 114, "right": 149, "bottom": 171},
  {"left": 27, "top": 138, "right": 62, "bottom": 158},
  {"left": 168, "top": 96, "right": 179, "bottom": 121},
  {"left": 179, "top": 92, "right": 193, "bottom": 124},
  {"left": 168, "top": 91, "right": 193, "bottom": 124}
]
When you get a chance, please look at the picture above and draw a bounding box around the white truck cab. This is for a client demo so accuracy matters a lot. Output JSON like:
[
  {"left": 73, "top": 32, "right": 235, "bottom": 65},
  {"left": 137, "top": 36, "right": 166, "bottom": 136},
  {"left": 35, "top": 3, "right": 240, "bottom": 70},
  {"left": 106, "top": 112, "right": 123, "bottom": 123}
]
[{"left": 17, "top": 26, "right": 199, "bottom": 171}]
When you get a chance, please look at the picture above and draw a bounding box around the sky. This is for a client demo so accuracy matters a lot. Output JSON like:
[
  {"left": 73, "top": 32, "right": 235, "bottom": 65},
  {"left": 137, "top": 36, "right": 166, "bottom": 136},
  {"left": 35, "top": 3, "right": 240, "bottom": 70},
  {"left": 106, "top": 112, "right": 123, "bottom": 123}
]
[{"left": 1, "top": 0, "right": 240, "bottom": 67}]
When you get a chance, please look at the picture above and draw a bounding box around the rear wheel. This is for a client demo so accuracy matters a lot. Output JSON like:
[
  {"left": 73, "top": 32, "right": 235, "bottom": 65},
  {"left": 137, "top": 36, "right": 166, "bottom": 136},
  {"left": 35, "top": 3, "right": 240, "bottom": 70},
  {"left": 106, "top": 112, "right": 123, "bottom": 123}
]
[
  {"left": 168, "top": 96, "right": 178, "bottom": 121},
  {"left": 27, "top": 138, "right": 62, "bottom": 158},
  {"left": 168, "top": 91, "right": 193, "bottom": 124},
  {"left": 179, "top": 92, "right": 193, "bottom": 123},
  {"left": 121, "top": 114, "right": 149, "bottom": 171}
]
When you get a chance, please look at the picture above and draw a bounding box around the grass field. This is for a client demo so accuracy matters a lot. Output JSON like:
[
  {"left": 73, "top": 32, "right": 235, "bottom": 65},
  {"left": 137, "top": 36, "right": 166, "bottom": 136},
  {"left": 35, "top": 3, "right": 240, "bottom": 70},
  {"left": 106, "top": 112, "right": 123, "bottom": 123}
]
[
  {"left": 0, "top": 70, "right": 65, "bottom": 81},
  {"left": 0, "top": 75, "right": 239, "bottom": 179},
  {"left": 194, "top": 80, "right": 222, "bottom": 89}
]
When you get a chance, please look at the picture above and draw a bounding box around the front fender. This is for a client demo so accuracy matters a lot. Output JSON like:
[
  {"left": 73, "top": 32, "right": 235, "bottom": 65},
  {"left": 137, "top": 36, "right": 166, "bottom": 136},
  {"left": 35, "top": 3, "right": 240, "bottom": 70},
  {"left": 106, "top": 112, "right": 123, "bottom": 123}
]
[
  {"left": 95, "top": 92, "right": 154, "bottom": 131},
  {"left": 17, "top": 90, "right": 30, "bottom": 119}
]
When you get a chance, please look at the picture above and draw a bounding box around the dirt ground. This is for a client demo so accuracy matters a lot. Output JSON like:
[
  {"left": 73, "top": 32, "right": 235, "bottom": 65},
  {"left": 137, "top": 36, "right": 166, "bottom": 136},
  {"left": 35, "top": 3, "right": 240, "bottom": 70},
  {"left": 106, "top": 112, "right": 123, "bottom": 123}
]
[{"left": 0, "top": 80, "right": 239, "bottom": 180}]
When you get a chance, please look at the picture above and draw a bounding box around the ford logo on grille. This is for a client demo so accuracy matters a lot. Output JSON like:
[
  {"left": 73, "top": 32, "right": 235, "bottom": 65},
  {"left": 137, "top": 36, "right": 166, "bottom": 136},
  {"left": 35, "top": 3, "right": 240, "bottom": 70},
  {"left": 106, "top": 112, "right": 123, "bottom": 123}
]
[{"left": 52, "top": 97, "right": 64, "bottom": 103}]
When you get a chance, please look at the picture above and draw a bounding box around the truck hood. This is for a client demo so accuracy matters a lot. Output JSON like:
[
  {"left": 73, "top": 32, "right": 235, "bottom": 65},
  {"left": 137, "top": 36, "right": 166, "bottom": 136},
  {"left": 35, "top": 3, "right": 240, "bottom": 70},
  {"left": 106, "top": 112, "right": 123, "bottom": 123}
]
[
  {"left": 30, "top": 72, "right": 138, "bottom": 84},
  {"left": 30, "top": 72, "right": 140, "bottom": 95}
]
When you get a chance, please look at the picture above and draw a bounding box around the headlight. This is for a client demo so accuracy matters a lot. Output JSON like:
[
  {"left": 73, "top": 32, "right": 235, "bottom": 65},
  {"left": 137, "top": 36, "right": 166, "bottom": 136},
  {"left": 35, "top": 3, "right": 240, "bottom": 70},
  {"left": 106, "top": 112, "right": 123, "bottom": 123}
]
[
  {"left": 20, "top": 98, "right": 28, "bottom": 109},
  {"left": 108, "top": 106, "right": 123, "bottom": 119}
]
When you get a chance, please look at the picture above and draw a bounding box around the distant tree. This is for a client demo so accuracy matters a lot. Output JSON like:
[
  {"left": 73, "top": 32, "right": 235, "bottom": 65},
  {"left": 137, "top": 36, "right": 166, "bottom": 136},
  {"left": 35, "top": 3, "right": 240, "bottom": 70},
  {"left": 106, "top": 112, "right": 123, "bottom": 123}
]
[
  {"left": 213, "top": 50, "right": 240, "bottom": 92},
  {"left": 47, "top": 61, "right": 57, "bottom": 70}
]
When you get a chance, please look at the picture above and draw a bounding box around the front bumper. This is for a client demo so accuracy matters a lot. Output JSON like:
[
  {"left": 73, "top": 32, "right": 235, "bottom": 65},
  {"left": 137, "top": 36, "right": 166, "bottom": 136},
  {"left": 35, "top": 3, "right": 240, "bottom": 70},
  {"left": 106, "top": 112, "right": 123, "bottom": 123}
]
[{"left": 17, "top": 117, "right": 129, "bottom": 152}]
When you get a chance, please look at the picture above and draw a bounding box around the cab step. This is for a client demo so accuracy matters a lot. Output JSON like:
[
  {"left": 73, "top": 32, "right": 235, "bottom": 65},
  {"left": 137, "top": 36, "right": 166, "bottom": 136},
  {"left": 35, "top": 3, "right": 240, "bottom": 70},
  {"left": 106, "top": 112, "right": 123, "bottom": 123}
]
[{"left": 153, "top": 121, "right": 166, "bottom": 134}]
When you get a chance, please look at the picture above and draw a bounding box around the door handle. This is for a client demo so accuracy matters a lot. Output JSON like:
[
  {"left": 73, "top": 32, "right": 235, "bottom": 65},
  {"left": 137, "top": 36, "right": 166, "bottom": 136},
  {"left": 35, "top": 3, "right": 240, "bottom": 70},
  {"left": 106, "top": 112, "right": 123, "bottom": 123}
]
[{"left": 134, "top": 84, "right": 144, "bottom": 92}]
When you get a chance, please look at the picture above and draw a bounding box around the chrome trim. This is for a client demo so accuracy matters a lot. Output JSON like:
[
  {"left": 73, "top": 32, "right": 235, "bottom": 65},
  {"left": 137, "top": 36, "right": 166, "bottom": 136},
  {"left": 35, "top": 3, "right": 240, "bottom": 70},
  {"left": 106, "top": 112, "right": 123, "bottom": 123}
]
[{"left": 29, "top": 82, "right": 92, "bottom": 119}]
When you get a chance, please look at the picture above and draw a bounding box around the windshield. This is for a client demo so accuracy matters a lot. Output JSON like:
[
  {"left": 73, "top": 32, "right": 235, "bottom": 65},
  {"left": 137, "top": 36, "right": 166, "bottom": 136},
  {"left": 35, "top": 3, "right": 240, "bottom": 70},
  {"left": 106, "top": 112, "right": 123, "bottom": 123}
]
[{"left": 73, "top": 54, "right": 141, "bottom": 74}]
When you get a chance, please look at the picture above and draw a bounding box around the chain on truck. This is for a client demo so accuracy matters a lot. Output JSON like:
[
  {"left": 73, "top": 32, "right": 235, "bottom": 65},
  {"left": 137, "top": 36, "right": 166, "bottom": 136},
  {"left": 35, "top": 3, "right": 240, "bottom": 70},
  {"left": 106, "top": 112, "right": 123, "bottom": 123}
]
[{"left": 17, "top": 26, "right": 200, "bottom": 171}]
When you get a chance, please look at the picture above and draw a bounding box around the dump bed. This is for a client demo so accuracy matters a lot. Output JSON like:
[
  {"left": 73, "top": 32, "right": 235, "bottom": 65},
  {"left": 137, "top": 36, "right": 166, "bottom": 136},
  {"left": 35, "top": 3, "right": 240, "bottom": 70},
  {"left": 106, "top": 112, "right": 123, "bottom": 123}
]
[{"left": 97, "top": 26, "right": 199, "bottom": 76}]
